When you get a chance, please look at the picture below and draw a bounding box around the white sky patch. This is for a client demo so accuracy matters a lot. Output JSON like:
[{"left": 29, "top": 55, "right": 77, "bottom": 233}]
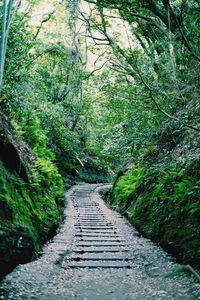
[
  {"left": 19, "top": 0, "right": 139, "bottom": 72},
  {"left": 20, "top": 0, "right": 69, "bottom": 45}
]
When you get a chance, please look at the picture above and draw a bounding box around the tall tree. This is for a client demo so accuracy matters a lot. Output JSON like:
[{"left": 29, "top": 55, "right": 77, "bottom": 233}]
[{"left": 0, "top": 0, "right": 20, "bottom": 88}]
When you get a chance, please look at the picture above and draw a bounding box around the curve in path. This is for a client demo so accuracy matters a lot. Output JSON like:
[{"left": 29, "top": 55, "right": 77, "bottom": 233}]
[{"left": 0, "top": 184, "right": 199, "bottom": 300}]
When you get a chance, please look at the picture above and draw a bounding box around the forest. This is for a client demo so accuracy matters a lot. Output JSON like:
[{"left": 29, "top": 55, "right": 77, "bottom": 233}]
[{"left": 0, "top": 0, "right": 200, "bottom": 284}]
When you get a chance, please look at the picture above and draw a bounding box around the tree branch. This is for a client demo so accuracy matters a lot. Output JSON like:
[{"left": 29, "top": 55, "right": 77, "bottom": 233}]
[
  {"left": 135, "top": 64, "right": 200, "bottom": 132},
  {"left": 167, "top": 1, "right": 200, "bottom": 62},
  {"left": 34, "top": 10, "right": 55, "bottom": 40}
]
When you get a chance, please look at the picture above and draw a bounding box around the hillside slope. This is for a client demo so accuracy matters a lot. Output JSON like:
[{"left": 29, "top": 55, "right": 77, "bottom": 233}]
[
  {"left": 0, "top": 112, "right": 63, "bottom": 278},
  {"left": 111, "top": 126, "right": 200, "bottom": 268}
]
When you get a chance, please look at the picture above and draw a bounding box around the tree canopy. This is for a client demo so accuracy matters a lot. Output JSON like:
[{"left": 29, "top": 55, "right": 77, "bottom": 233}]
[{"left": 0, "top": 0, "right": 200, "bottom": 272}]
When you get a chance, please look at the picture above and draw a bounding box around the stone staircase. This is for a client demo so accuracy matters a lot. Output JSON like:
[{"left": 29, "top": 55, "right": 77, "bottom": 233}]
[{"left": 62, "top": 187, "right": 132, "bottom": 269}]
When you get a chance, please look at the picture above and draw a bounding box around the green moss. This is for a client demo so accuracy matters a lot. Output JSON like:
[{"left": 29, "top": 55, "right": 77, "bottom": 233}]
[
  {"left": 112, "top": 156, "right": 200, "bottom": 267},
  {"left": 0, "top": 163, "right": 38, "bottom": 248},
  {"left": 113, "top": 166, "right": 144, "bottom": 210},
  {"left": 0, "top": 152, "right": 63, "bottom": 250},
  {"left": 0, "top": 112, "right": 64, "bottom": 258}
]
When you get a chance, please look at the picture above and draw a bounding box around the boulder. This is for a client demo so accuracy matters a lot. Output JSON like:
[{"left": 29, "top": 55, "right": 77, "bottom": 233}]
[{"left": 0, "top": 225, "right": 35, "bottom": 279}]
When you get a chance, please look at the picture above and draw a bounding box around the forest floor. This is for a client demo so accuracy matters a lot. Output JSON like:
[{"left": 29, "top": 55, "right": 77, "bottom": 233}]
[{"left": 0, "top": 184, "right": 199, "bottom": 300}]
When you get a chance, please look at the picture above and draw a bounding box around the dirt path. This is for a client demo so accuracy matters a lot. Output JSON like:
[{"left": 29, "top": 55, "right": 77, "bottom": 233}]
[{"left": 0, "top": 184, "right": 199, "bottom": 300}]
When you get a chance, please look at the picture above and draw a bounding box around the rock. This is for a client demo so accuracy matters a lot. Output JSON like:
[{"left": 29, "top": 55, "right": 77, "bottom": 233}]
[
  {"left": 0, "top": 225, "right": 35, "bottom": 279},
  {"left": 0, "top": 111, "right": 35, "bottom": 182}
]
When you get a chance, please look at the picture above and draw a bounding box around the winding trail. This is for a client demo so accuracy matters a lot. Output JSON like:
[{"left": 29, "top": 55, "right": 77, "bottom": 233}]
[{"left": 0, "top": 184, "right": 199, "bottom": 299}]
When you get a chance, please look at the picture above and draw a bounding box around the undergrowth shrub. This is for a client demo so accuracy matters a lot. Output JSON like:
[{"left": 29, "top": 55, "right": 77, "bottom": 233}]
[
  {"left": 112, "top": 166, "right": 144, "bottom": 211},
  {"left": 112, "top": 155, "right": 200, "bottom": 267},
  {"left": 0, "top": 114, "right": 64, "bottom": 251}
]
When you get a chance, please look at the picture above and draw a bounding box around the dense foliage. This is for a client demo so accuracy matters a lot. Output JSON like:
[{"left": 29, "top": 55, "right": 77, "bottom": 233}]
[
  {"left": 112, "top": 150, "right": 200, "bottom": 267},
  {"left": 0, "top": 1, "right": 88, "bottom": 275},
  {"left": 0, "top": 0, "right": 199, "bottom": 273},
  {"left": 81, "top": 0, "right": 200, "bottom": 267}
]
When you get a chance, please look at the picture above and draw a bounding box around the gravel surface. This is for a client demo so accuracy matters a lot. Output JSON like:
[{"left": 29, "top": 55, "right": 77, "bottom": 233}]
[{"left": 0, "top": 184, "right": 199, "bottom": 300}]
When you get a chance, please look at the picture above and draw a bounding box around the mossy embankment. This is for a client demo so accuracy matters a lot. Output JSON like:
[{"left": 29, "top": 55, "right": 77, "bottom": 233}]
[
  {"left": 0, "top": 112, "right": 64, "bottom": 278},
  {"left": 0, "top": 158, "right": 63, "bottom": 278},
  {"left": 111, "top": 128, "right": 200, "bottom": 268}
]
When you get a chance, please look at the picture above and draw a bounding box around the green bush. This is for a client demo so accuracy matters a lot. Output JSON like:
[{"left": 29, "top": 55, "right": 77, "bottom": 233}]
[
  {"left": 112, "top": 156, "right": 200, "bottom": 267},
  {"left": 0, "top": 115, "right": 64, "bottom": 250},
  {"left": 113, "top": 166, "right": 144, "bottom": 210},
  {"left": 0, "top": 152, "right": 63, "bottom": 247},
  {"left": 0, "top": 162, "right": 39, "bottom": 249}
]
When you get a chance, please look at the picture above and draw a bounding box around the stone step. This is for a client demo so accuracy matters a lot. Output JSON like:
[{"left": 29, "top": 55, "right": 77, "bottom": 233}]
[
  {"left": 75, "top": 234, "right": 122, "bottom": 238},
  {"left": 76, "top": 230, "right": 118, "bottom": 234},
  {"left": 75, "top": 226, "right": 115, "bottom": 230},
  {"left": 64, "top": 262, "right": 131, "bottom": 269},
  {"left": 75, "top": 210, "right": 101, "bottom": 212},
  {"left": 73, "top": 203, "right": 98, "bottom": 205},
  {"left": 68, "top": 257, "right": 132, "bottom": 261},
  {"left": 74, "top": 249, "right": 129, "bottom": 253},
  {"left": 76, "top": 243, "right": 127, "bottom": 247},
  {"left": 75, "top": 229, "right": 116, "bottom": 233},
  {"left": 76, "top": 225, "right": 111, "bottom": 227},
  {"left": 76, "top": 217, "right": 108, "bottom": 219},
  {"left": 75, "top": 221, "right": 111, "bottom": 224},
  {"left": 74, "top": 217, "right": 105, "bottom": 219},
  {"left": 74, "top": 208, "right": 100, "bottom": 210},
  {"left": 75, "top": 211, "right": 103, "bottom": 213},
  {"left": 77, "top": 239, "right": 126, "bottom": 242},
  {"left": 76, "top": 212, "right": 104, "bottom": 217},
  {"left": 74, "top": 205, "right": 99, "bottom": 207},
  {"left": 75, "top": 218, "right": 107, "bottom": 220},
  {"left": 75, "top": 210, "right": 100, "bottom": 212},
  {"left": 71, "top": 252, "right": 132, "bottom": 259},
  {"left": 75, "top": 223, "right": 113, "bottom": 226},
  {"left": 74, "top": 219, "right": 109, "bottom": 224},
  {"left": 75, "top": 209, "right": 101, "bottom": 211},
  {"left": 73, "top": 204, "right": 98, "bottom": 205},
  {"left": 75, "top": 223, "right": 112, "bottom": 226},
  {"left": 76, "top": 214, "right": 104, "bottom": 217}
]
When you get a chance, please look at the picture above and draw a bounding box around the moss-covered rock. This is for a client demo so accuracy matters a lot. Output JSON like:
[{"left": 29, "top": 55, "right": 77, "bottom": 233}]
[
  {"left": 0, "top": 224, "right": 36, "bottom": 277},
  {"left": 0, "top": 112, "right": 63, "bottom": 278},
  {"left": 0, "top": 156, "right": 63, "bottom": 278}
]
